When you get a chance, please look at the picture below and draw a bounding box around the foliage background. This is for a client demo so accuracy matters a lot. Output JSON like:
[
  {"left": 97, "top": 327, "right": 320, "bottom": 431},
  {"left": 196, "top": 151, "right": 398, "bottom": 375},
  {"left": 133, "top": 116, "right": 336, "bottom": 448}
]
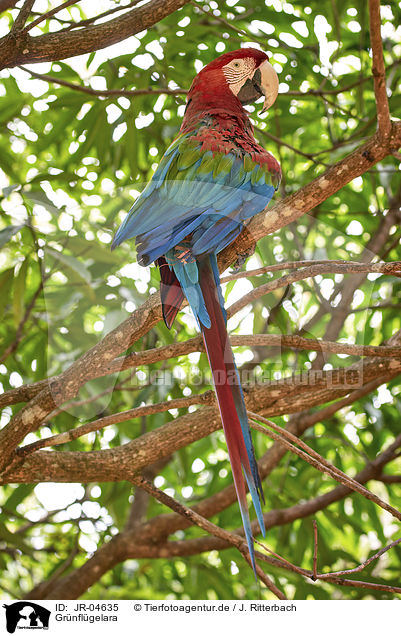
[{"left": 0, "top": 0, "right": 401, "bottom": 600}]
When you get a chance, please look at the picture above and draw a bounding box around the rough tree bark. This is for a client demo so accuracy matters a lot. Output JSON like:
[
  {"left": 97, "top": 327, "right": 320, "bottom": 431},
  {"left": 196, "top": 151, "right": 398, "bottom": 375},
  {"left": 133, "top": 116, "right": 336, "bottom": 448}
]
[{"left": 0, "top": 0, "right": 191, "bottom": 69}]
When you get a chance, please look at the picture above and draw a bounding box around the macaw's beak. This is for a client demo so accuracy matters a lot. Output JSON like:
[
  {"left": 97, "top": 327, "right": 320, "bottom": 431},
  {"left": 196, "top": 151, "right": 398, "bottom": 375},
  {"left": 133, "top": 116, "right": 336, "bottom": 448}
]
[
  {"left": 236, "top": 59, "right": 279, "bottom": 114},
  {"left": 257, "top": 59, "right": 279, "bottom": 114}
]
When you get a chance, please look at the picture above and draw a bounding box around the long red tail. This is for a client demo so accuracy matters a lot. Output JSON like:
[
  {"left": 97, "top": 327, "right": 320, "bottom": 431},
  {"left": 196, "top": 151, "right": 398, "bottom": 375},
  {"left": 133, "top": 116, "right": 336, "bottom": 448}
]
[{"left": 198, "top": 256, "right": 265, "bottom": 574}]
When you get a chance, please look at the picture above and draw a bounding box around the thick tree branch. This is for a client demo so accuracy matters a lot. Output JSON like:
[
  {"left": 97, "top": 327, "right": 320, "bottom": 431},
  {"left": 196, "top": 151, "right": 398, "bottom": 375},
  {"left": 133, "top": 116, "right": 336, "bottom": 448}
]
[
  {"left": 220, "top": 123, "right": 401, "bottom": 269},
  {"left": 0, "top": 0, "right": 18, "bottom": 12},
  {"left": 3, "top": 355, "right": 400, "bottom": 486},
  {"left": 0, "top": 0, "right": 191, "bottom": 70}
]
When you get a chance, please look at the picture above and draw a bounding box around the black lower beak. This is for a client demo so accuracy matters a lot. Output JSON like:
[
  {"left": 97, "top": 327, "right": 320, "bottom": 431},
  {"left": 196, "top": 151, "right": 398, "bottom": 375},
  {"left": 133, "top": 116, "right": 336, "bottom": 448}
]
[{"left": 237, "top": 68, "right": 263, "bottom": 106}]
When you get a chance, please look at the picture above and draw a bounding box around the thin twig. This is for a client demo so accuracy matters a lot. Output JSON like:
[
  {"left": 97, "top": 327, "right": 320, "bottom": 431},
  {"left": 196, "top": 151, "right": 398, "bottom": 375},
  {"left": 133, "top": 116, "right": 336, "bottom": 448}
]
[
  {"left": 52, "top": 0, "right": 143, "bottom": 32},
  {"left": 312, "top": 520, "right": 318, "bottom": 580},
  {"left": 318, "top": 537, "right": 401, "bottom": 579},
  {"left": 256, "top": 127, "right": 328, "bottom": 167},
  {"left": 227, "top": 262, "right": 401, "bottom": 317},
  {"left": 0, "top": 279, "right": 45, "bottom": 364},
  {"left": 256, "top": 533, "right": 401, "bottom": 593},
  {"left": 20, "top": 66, "right": 187, "bottom": 99},
  {"left": 22, "top": 0, "right": 78, "bottom": 32},
  {"left": 254, "top": 540, "right": 308, "bottom": 577},
  {"left": 132, "top": 475, "right": 287, "bottom": 599},
  {"left": 255, "top": 550, "right": 401, "bottom": 594},
  {"left": 248, "top": 411, "right": 401, "bottom": 523}
]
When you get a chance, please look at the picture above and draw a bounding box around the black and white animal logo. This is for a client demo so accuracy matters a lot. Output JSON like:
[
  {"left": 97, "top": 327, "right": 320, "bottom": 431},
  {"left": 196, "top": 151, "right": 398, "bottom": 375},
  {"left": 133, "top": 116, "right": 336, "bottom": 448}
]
[{"left": 3, "top": 602, "right": 50, "bottom": 633}]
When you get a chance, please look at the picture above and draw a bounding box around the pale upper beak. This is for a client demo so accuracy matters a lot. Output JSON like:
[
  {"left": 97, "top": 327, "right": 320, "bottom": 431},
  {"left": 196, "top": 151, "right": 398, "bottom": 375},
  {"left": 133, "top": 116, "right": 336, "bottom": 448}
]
[{"left": 258, "top": 59, "right": 279, "bottom": 114}]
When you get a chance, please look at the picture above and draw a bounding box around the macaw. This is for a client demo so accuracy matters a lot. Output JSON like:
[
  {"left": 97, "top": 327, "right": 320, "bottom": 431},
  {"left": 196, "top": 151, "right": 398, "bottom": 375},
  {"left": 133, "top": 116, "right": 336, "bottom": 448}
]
[{"left": 112, "top": 48, "right": 281, "bottom": 575}]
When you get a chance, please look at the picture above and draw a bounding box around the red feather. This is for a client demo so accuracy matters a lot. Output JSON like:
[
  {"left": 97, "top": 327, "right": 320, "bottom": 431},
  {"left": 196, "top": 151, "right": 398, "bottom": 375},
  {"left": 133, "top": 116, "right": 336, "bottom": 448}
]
[
  {"left": 198, "top": 258, "right": 264, "bottom": 572},
  {"left": 182, "top": 48, "right": 269, "bottom": 131},
  {"left": 157, "top": 257, "right": 185, "bottom": 329}
]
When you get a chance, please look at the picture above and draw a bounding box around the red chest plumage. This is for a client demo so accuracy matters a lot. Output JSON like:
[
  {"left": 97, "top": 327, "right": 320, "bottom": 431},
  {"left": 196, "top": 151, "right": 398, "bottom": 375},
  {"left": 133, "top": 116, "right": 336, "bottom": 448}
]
[{"left": 183, "top": 112, "right": 281, "bottom": 177}]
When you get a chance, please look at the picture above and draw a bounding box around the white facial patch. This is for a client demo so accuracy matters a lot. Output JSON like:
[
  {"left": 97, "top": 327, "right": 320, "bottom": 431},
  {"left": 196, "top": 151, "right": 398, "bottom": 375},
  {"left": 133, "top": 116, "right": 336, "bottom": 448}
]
[{"left": 222, "top": 57, "right": 256, "bottom": 96}]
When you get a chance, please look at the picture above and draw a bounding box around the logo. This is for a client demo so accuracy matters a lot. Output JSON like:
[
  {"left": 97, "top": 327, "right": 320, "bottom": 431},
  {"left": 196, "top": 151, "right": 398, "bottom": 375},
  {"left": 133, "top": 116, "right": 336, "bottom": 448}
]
[{"left": 3, "top": 602, "right": 50, "bottom": 633}]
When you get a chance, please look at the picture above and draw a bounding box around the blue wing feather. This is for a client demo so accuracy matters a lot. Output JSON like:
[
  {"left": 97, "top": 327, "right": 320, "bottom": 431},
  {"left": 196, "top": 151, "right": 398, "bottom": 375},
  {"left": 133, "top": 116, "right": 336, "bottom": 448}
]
[
  {"left": 113, "top": 130, "right": 279, "bottom": 327},
  {"left": 112, "top": 132, "right": 277, "bottom": 262}
]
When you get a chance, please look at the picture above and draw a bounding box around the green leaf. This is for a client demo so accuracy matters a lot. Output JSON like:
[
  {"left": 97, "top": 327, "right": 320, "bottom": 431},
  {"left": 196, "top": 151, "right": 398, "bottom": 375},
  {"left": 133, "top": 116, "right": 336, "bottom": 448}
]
[
  {"left": 0, "top": 267, "right": 14, "bottom": 315},
  {"left": 13, "top": 258, "right": 29, "bottom": 326},
  {"left": 0, "top": 522, "right": 33, "bottom": 554},
  {"left": 45, "top": 247, "right": 92, "bottom": 283},
  {"left": 0, "top": 224, "right": 24, "bottom": 248},
  {"left": 4, "top": 484, "right": 35, "bottom": 510}
]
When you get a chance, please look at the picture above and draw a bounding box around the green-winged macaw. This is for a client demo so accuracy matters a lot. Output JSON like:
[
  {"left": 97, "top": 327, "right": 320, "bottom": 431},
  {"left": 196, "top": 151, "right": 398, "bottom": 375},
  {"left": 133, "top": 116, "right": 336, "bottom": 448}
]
[{"left": 112, "top": 48, "right": 281, "bottom": 575}]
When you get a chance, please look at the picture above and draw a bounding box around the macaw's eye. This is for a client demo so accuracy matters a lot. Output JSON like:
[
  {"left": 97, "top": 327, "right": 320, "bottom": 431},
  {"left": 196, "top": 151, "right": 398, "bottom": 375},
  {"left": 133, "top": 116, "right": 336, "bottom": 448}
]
[{"left": 233, "top": 62, "right": 240, "bottom": 68}]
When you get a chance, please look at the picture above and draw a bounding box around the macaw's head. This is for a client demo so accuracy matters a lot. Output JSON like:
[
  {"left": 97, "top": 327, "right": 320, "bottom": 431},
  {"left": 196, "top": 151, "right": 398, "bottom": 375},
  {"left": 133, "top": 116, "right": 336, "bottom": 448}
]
[{"left": 186, "top": 48, "right": 279, "bottom": 118}]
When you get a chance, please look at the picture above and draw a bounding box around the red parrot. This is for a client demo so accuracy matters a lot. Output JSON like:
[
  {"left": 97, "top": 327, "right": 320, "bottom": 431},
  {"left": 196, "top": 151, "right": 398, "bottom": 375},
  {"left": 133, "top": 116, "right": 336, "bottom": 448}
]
[{"left": 113, "top": 48, "right": 281, "bottom": 574}]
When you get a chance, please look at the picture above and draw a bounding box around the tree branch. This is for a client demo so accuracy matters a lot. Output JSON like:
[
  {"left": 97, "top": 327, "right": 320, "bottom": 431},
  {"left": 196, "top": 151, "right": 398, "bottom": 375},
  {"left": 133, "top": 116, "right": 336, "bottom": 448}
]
[
  {"left": 0, "top": 0, "right": 191, "bottom": 70},
  {"left": 35, "top": 429, "right": 401, "bottom": 599},
  {"left": 52, "top": 1, "right": 143, "bottom": 33},
  {"left": 220, "top": 123, "right": 401, "bottom": 270},
  {"left": 255, "top": 533, "right": 401, "bottom": 594},
  {"left": 368, "top": 0, "right": 392, "bottom": 139},
  {"left": 20, "top": 66, "right": 187, "bottom": 100},
  {"left": 249, "top": 412, "right": 401, "bottom": 522},
  {"left": 132, "top": 476, "right": 286, "bottom": 598},
  {"left": 11, "top": 0, "right": 34, "bottom": 33},
  {"left": 17, "top": 392, "right": 214, "bottom": 455},
  {"left": 0, "top": 0, "right": 18, "bottom": 13},
  {"left": 221, "top": 259, "right": 401, "bottom": 282},
  {"left": 3, "top": 355, "right": 400, "bottom": 487},
  {"left": 21, "top": 1, "right": 80, "bottom": 33},
  {"left": 227, "top": 261, "right": 401, "bottom": 317}
]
